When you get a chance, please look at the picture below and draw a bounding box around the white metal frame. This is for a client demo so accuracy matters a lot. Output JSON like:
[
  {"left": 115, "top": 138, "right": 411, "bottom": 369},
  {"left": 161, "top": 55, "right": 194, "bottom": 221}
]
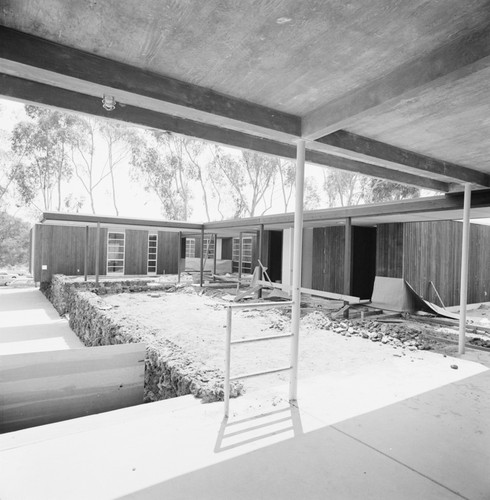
[
  {"left": 147, "top": 233, "right": 158, "bottom": 275},
  {"left": 458, "top": 183, "right": 472, "bottom": 354},
  {"left": 289, "top": 140, "right": 305, "bottom": 402},
  {"left": 224, "top": 300, "right": 294, "bottom": 417},
  {"left": 106, "top": 230, "right": 125, "bottom": 275}
]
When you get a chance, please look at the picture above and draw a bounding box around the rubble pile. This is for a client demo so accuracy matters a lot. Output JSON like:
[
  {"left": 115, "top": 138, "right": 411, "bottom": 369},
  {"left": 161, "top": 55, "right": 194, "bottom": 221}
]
[{"left": 302, "top": 310, "right": 432, "bottom": 351}]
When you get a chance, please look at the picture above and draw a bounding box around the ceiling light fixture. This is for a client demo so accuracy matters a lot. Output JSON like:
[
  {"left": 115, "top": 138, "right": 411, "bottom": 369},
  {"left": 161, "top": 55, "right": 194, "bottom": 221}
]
[{"left": 102, "top": 94, "right": 116, "bottom": 111}]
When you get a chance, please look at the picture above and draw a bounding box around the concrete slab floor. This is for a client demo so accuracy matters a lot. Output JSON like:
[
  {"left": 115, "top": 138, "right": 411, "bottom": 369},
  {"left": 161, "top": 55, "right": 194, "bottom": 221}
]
[
  {"left": 0, "top": 347, "right": 488, "bottom": 500},
  {"left": 0, "top": 288, "right": 84, "bottom": 354}
]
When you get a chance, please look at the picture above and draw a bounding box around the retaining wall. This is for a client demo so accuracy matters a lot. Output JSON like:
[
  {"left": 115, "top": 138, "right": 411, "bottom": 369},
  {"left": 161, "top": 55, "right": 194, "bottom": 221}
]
[{"left": 44, "top": 275, "right": 242, "bottom": 402}]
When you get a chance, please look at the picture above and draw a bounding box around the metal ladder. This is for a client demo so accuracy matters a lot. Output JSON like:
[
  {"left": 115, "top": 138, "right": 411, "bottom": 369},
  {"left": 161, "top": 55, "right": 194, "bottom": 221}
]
[{"left": 223, "top": 300, "right": 294, "bottom": 417}]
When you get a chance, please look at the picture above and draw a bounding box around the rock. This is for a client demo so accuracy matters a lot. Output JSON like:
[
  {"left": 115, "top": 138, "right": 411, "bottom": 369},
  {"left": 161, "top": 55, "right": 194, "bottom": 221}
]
[{"left": 450, "top": 364, "right": 459, "bottom": 370}]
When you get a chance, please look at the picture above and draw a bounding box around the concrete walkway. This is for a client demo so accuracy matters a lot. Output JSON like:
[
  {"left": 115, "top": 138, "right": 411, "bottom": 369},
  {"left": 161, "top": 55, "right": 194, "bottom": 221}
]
[
  {"left": 0, "top": 287, "right": 84, "bottom": 354},
  {"left": 1, "top": 343, "right": 488, "bottom": 499}
]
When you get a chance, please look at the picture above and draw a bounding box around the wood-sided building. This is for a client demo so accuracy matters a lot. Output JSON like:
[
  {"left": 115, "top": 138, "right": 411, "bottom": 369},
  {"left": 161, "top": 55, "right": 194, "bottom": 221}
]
[
  {"left": 32, "top": 192, "right": 490, "bottom": 307},
  {"left": 31, "top": 213, "right": 202, "bottom": 283},
  {"left": 206, "top": 191, "right": 490, "bottom": 307}
]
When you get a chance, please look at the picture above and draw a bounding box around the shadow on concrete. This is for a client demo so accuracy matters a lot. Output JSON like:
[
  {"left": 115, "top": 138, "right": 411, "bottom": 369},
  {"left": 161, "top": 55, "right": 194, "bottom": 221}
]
[
  {"left": 214, "top": 405, "right": 304, "bottom": 453},
  {"left": 116, "top": 370, "right": 490, "bottom": 500}
]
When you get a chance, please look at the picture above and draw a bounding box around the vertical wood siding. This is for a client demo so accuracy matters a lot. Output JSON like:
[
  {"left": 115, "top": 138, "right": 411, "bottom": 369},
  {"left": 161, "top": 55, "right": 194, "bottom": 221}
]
[
  {"left": 403, "top": 221, "right": 490, "bottom": 307},
  {"left": 376, "top": 223, "right": 404, "bottom": 278},
  {"left": 157, "top": 231, "right": 179, "bottom": 274},
  {"left": 124, "top": 229, "right": 149, "bottom": 275},
  {"left": 35, "top": 225, "right": 106, "bottom": 282},
  {"left": 88, "top": 226, "right": 107, "bottom": 276},
  {"left": 312, "top": 226, "right": 345, "bottom": 293}
]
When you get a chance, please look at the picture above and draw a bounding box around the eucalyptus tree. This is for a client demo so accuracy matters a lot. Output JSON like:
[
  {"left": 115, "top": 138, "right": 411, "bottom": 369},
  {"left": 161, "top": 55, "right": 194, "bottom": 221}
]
[
  {"left": 130, "top": 130, "right": 195, "bottom": 220},
  {"left": 10, "top": 105, "right": 79, "bottom": 211}
]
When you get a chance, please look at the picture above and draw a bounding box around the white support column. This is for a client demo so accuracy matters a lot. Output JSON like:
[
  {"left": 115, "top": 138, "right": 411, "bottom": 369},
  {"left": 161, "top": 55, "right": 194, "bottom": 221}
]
[
  {"left": 289, "top": 139, "right": 306, "bottom": 403},
  {"left": 95, "top": 222, "right": 101, "bottom": 285},
  {"left": 458, "top": 183, "right": 472, "bottom": 354}
]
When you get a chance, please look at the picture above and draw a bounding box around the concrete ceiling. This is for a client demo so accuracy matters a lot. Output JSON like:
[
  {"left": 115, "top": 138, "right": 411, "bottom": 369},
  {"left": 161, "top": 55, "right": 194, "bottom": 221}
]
[{"left": 2, "top": 1, "right": 490, "bottom": 191}]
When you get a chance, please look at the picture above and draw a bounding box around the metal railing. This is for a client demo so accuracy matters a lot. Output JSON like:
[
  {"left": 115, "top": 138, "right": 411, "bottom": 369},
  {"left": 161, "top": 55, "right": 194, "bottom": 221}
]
[{"left": 224, "top": 300, "right": 294, "bottom": 417}]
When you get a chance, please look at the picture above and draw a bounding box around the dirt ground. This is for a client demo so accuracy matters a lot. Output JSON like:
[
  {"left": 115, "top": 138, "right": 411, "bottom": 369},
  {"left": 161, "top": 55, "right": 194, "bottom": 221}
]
[{"left": 100, "top": 286, "right": 465, "bottom": 394}]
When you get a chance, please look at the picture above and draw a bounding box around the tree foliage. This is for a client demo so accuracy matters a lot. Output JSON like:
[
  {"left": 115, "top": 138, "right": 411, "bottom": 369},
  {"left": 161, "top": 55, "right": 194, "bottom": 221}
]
[
  {"left": 130, "top": 131, "right": 195, "bottom": 220},
  {"left": 212, "top": 149, "right": 279, "bottom": 217},
  {"left": 0, "top": 211, "right": 30, "bottom": 267},
  {"left": 366, "top": 178, "right": 420, "bottom": 203},
  {"left": 319, "top": 169, "right": 420, "bottom": 206},
  {"left": 10, "top": 106, "right": 79, "bottom": 211}
]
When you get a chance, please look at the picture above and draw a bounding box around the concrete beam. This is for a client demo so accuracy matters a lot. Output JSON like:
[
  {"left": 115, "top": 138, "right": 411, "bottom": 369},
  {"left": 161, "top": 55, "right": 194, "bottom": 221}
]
[
  {"left": 315, "top": 130, "right": 490, "bottom": 187},
  {"left": 0, "top": 26, "right": 300, "bottom": 141},
  {"left": 303, "top": 27, "right": 490, "bottom": 139}
]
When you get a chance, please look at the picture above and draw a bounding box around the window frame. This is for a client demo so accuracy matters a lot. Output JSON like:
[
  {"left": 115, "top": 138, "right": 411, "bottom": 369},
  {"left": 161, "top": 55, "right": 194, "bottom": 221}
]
[
  {"left": 147, "top": 233, "right": 158, "bottom": 275},
  {"left": 107, "top": 231, "right": 125, "bottom": 275}
]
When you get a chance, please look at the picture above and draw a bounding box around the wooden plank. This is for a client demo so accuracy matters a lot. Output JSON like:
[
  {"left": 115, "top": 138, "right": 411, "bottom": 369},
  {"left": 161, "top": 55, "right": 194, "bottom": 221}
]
[
  {"left": 303, "top": 26, "right": 490, "bottom": 139},
  {"left": 258, "top": 280, "right": 361, "bottom": 304},
  {"left": 0, "top": 26, "right": 300, "bottom": 139},
  {"left": 0, "top": 343, "right": 146, "bottom": 433},
  {"left": 315, "top": 130, "right": 490, "bottom": 187},
  {"left": 0, "top": 74, "right": 450, "bottom": 193}
]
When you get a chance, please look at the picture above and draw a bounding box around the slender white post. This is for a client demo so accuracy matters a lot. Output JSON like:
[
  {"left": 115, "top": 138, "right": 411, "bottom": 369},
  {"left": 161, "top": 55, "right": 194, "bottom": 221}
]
[
  {"left": 289, "top": 140, "right": 306, "bottom": 402},
  {"left": 224, "top": 306, "right": 232, "bottom": 417},
  {"left": 458, "top": 183, "right": 471, "bottom": 354},
  {"left": 177, "top": 231, "right": 182, "bottom": 283},
  {"left": 95, "top": 222, "right": 100, "bottom": 285}
]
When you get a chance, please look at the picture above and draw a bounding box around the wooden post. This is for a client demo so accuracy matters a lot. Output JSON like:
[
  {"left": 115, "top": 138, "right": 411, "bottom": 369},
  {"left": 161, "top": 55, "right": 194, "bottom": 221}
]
[
  {"left": 458, "top": 183, "right": 471, "bottom": 354},
  {"left": 344, "top": 217, "right": 352, "bottom": 295},
  {"left": 95, "top": 222, "right": 100, "bottom": 285},
  {"left": 238, "top": 231, "right": 243, "bottom": 281},
  {"left": 289, "top": 139, "right": 305, "bottom": 403},
  {"left": 200, "top": 228, "right": 205, "bottom": 287},
  {"left": 177, "top": 231, "right": 182, "bottom": 284},
  {"left": 84, "top": 225, "right": 89, "bottom": 282}
]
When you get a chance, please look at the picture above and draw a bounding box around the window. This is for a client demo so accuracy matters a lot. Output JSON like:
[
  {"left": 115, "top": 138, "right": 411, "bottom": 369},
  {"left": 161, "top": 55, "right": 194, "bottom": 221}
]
[
  {"left": 148, "top": 234, "right": 157, "bottom": 274},
  {"left": 232, "top": 236, "right": 253, "bottom": 274},
  {"left": 107, "top": 232, "right": 125, "bottom": 274},
  {"left": 185, "top": 238, "right": 196, "bottom": 258}
]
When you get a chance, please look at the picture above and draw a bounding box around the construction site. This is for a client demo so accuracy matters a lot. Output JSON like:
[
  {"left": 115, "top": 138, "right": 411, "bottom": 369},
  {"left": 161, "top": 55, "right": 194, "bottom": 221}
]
[{"left": 1, "top": 1, "right": 490, "bottom": 499}]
